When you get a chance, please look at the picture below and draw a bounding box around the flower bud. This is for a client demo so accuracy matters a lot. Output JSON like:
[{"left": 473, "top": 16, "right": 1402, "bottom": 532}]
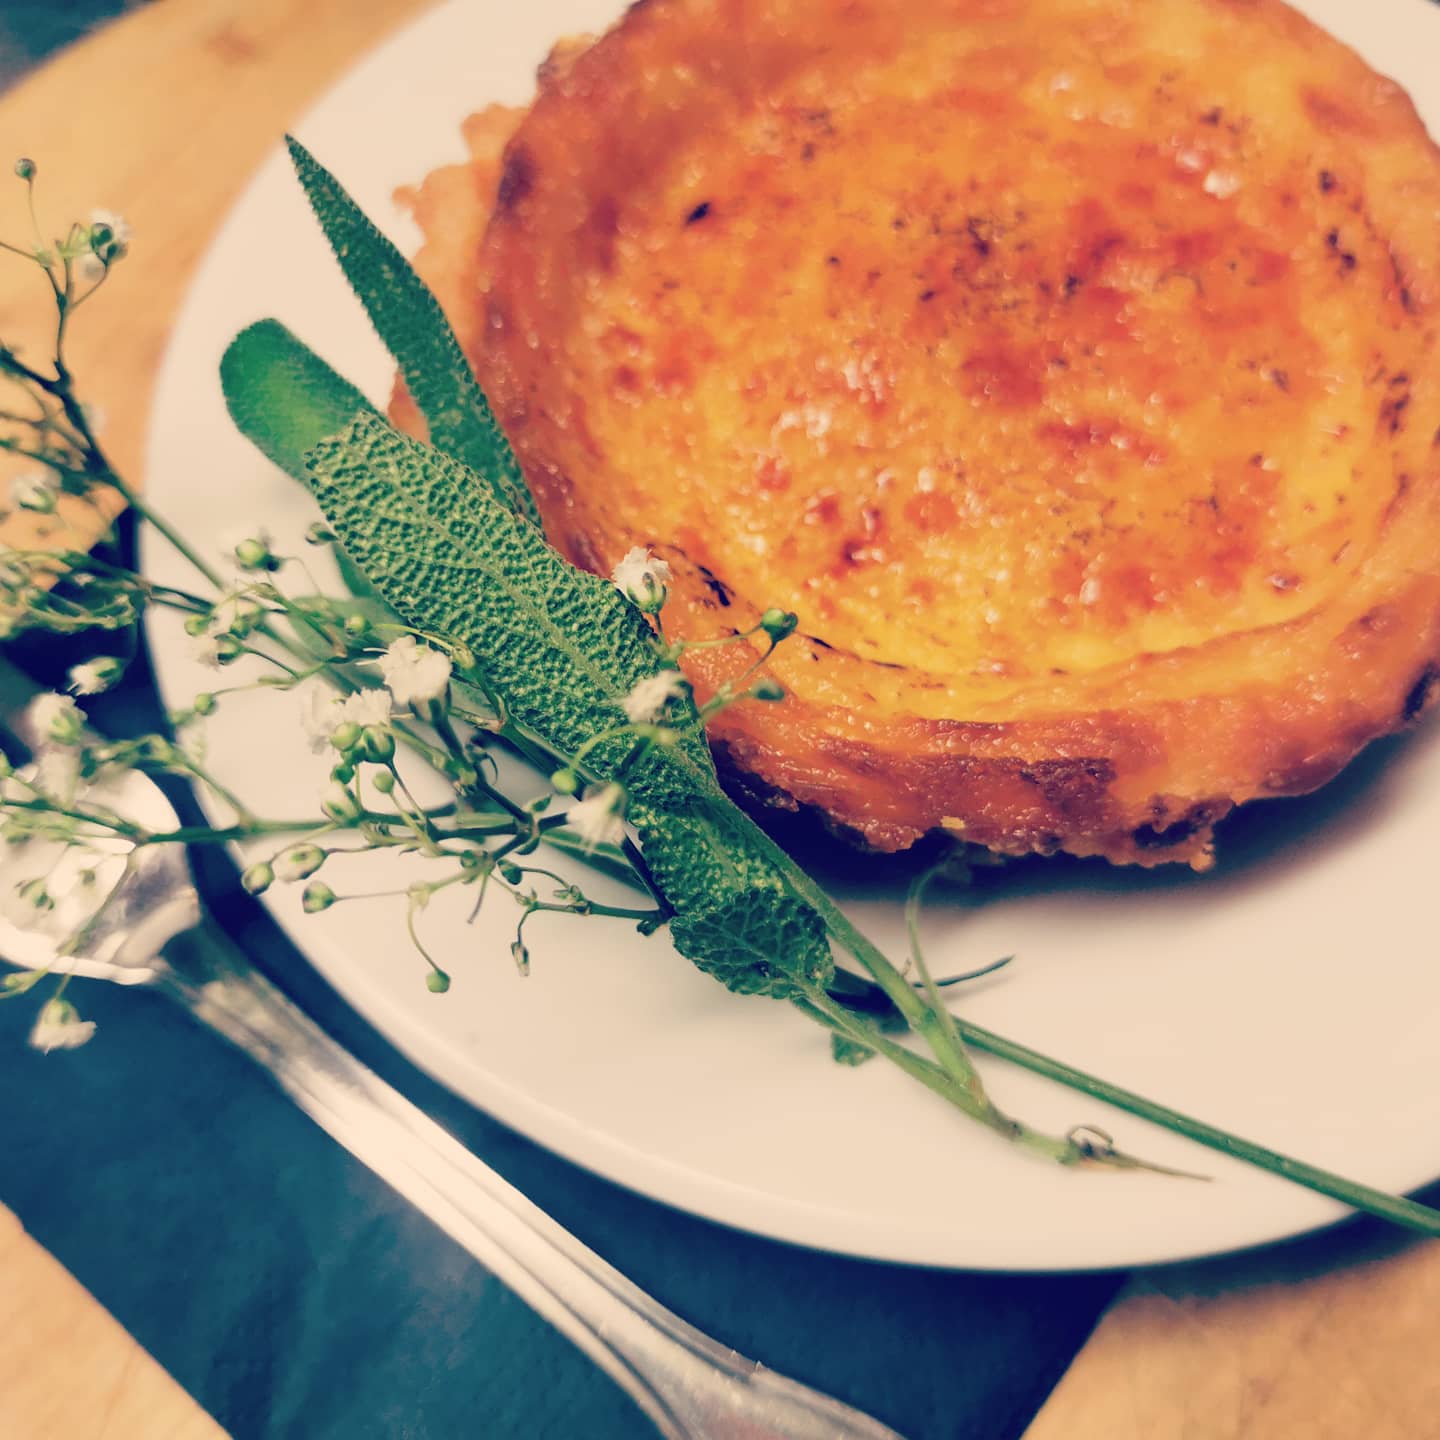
[
  {"left": 498, "top": 861, "right": 523, "bottom": 884},
  {"left": 329, "top": 721, "right": 362, "bottom": 753},
  {"left": 305, "top": 522, "right": 335, "bottom": 545},
  {"left": 610, "top": 547, "right": 672, "bottom": 614},
  {"left": 214, "top": 634, "right": 243, "bottom": 665},
  {"left": 425, "top": 969, "right": 451, "bottom": 993},
  {"left": 184, "top": 614, "right": 210, "bottom": 637},
  {"left": 511, "top": 939, "right": 530, "bottom": 975},
  {"left": 275, "top": 844, "right": 325, "bottom": 882},
  {"left": 751, "top": 678, "right": 786, "bottom": 702},
  {"left": 17, "top": 878, "right": 53, "bottom": 912},
  {"left": 193, "top": 692, "right": 217, "bottom": 716},
  {"left": 14, "top": 158, "right": 35, "bottom": 180},
  {"left": 241, "top": 861, "right": 275, "bottom": 895},
  {"left": 760, "top": 607, "right": 799, "bottom": 643},
  {"left": 66, "top": 656, "right": 124, "bottom": 696},
  {"left": 302, "top": 881, "right": 337, "bottom": 914},
  {"left": 371, "top": 769, "right": 396, "bottom": 796},
  {"left": 322, "top": 781, "right": 362, "bottom": 823},
  {"left": 233, "top": 537, "right": 277, "bottom": 571},
  {"left": 359, "top": 725, "right": 395, "bottom": 764},
  {"left": 29, "top": 996, "right": 96, "bottom": 1053},
  {"left": 550, "top": 768, "right": 580, "bottom": 795},
  {"left": 330, "top": 761, "right": 355, "bottom": 784},
  {"left": 343, "top": 614, "right": 370, "bottom": 639}
]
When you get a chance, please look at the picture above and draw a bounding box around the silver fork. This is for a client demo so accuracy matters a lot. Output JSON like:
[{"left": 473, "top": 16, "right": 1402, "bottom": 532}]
[{"left": 0, "top": 751, "right": 906, "bottom": 1440}]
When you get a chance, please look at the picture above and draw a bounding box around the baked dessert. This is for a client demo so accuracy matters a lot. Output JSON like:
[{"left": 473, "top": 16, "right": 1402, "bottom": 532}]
[{"left": 397, "top": 0, "right": 1440, "bottom": 868}]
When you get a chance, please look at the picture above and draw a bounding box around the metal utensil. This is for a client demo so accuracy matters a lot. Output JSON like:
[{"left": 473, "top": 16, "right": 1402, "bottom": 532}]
[{"left": 0, "top": 708, "right": 905, "bottom": 1440}]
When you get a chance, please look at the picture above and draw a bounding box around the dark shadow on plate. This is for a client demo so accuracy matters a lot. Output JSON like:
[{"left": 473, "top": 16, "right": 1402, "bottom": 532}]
[{"left": 749, "top": 715, "right": 1440, "bottom": 919}]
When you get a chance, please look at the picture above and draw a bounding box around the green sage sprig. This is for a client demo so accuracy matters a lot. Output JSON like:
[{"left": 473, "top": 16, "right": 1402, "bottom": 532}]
[{"left": 5, "top": 145, "right": 1440, "bottom": 1239}]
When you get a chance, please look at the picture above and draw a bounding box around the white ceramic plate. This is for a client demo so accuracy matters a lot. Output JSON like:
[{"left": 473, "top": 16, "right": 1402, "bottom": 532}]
[{"left": 143, "top": 0, "right": 1440, "bottom": 1271}]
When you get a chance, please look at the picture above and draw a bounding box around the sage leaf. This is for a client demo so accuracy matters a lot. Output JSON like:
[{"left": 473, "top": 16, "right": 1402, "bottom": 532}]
[
  {"left": 285, "top": 136, "right": 541, "bottom": 530},
  {"left": 304, "top": 411, "right": 834, "bottom": 996},
  {"left": 670, "top": 887, "right": 833, "bottom": 999},
  {"left": 220, "top": 319, "right": 384, "bottom": 603},
  {"left": 221, "top": 319, "right": 379, "bottom": 480}
]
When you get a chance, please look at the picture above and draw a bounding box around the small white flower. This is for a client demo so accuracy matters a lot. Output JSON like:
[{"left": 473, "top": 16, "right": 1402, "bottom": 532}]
[
  {"left": 189, "top": 594, "right": 265, "bottom": 668},
  {"left": 565, "top": 783, "right": 626, "bottom": 852},
  {"left": 28, "top": 692, "right": 82, "bottom": 745},
  {"left": 209, "top": 593, "right": 264, "bottom": 636},
  {"left": 90, "top": 208, "right": 132, "bottom": 249},
  {"left": 620, "top": 670, "right": 689, "bottom": 724},
  {"left": 298, "top": 684, "right": 335, "bottom": 748},
  {"left": 298, "top": 681, "right": 392, "bottom": 752},
  {"left": 191, "top": 630, "right": 225, "bottom": 669},
  {"left": 339, "top": 688, "right": 392, "bottom": 728},
  {"left": 67, "top": 657, "right": 123, "bottom": 696},
  {"left": 611, "top": 547, "right": 672, "bottom": 612},
  {"left": 0, "top": 854, "right": 56, "bottom": 931},
  {"left": 28, "top": 997, "right": 96, "bottom": 1053},
  {"left": 33, "top": 747, "right": 81, "bottom": 806},
  {"left": 78, "top": 208, "right": 131, "bottom": 282},
  {"left": 11, "top": 468, "right": 58, "bottom": 514},
  {"left": 178, "top": 723, "right": 208, "bottom": 767},
  {"left": 368, "top": 636, "right": 451, "bottom": 709}
]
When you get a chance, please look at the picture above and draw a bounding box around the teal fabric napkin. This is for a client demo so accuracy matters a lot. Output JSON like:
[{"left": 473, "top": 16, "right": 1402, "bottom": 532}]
[
  {"left": 2, "top": 832, "right": 1123, "bottom": 1440},
  {"left": 1, "top": 617, "right": 1123, "bottom": 1439}
]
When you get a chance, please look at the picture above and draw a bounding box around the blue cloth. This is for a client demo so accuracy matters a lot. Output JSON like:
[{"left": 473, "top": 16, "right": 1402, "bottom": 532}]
[{"left": 1, "top": 934, "right": 1121, "bottom": 1440}]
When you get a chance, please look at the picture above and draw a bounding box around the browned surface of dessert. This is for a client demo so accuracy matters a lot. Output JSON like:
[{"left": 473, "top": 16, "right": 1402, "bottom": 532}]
[{"left": 402, "top": 0, "right": 1440, "bottom": 867}]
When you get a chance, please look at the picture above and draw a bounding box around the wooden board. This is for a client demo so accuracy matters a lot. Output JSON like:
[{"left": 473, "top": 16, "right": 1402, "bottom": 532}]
[
  {"left": 1027, "top": 1225, "right": 1440, "bottom": 1440},
  {"left": 2, "top": 2, "right": 1438, "bottom": 1437},
  {"left": 0, "top": 1202, "right": 226, "bottom": 1440}
]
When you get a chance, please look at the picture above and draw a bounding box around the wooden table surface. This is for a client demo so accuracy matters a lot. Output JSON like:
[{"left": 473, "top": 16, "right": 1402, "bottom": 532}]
[{"left": 1, "top": 2, "right": 1438, "bottom": 1436}]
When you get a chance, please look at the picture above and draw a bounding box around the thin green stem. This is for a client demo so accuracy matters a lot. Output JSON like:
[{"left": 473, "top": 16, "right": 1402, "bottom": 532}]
[
  {"left": 140, "top": 820, "right": 330, "bottom": 845},
  {"left": 1, "top": 796, "right": 142, "bottom": 839},
  {"left": 754, "top": 822, "right": 990, "bottom": 1100},
  {"left": 528, "top": 899, "right": 665, "bottom": 924},
  {"left": 952, "top": 1019, "right": 1440, "bottom": 1236},
  {"left": 105, "top": 474, "right": 226, "bottom": 590}
]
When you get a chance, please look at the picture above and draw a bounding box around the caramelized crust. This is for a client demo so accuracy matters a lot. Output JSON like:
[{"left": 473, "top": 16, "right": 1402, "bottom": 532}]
[{"left": 410, "top": 0, "right": 1440, "bottom": 866}]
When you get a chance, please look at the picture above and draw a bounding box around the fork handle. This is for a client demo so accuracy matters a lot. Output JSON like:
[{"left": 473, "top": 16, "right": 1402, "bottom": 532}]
[{"left": 158, "top": 919, "right": 905, "bottom": 1440}]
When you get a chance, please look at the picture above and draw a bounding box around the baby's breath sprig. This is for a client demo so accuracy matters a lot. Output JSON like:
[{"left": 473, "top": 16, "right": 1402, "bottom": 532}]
[{"left": 0, "top": 172, "right": 699, "bottom": 1023}]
